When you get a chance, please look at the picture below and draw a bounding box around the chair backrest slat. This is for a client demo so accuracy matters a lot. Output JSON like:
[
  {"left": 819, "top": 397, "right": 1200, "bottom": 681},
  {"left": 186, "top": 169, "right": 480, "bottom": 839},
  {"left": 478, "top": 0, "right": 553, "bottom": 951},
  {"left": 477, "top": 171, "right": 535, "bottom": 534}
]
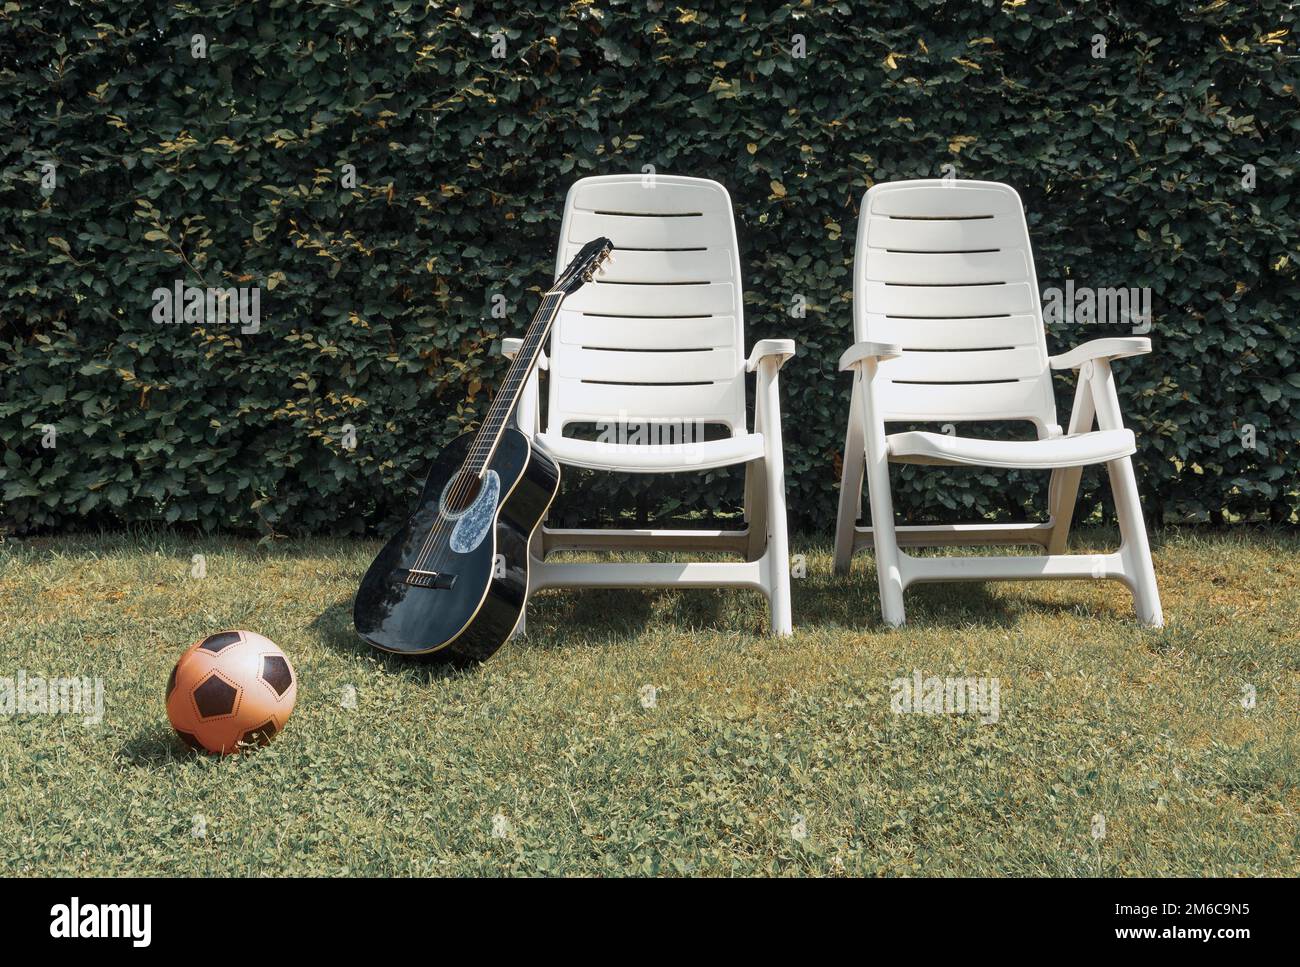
[
  {"left": 550, "top": 175, "right": 748, "bottom": 433},
  {"left": 855, "top": 180, "right": 1057, "bottom": 431}
]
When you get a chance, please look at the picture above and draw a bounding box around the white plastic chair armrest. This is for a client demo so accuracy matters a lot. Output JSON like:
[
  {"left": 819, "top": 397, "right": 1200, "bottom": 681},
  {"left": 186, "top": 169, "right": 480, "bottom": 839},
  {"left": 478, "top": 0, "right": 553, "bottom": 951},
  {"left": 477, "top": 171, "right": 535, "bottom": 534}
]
[
  {"left": 839, "top": 341, "right": 903, "bottom": 371},
  {"left": 1049, "top": 337, "right": 1150, "bottom": 370},
  {"left": 501, "top": 337, "right": 547, "bottom": 370},
  {"left": 746, "top": 338, "right": 796, "bottom": 373}
]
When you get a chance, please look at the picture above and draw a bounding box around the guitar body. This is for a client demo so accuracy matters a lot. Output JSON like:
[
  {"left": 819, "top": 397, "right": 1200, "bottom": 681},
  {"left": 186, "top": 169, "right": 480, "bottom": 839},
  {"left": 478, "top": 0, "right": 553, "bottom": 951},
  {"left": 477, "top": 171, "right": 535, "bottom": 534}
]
[{"left": 353, "top": 429, "right": 560, "bottom": 665}]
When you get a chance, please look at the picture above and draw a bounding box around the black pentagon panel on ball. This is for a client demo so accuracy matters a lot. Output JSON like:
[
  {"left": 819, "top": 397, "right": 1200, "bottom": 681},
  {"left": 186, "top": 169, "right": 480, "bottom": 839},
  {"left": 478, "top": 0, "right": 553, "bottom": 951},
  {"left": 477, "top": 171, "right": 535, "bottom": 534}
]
[
  {"left": 241, "top": 720, "right": 278, "bottom": 747},
  {"left": 260, "top": 655, "right": 293, "bottom": 697},
  {"left": 192, "top": 673, "right": 239, "bottom": 718},
  {"left": 198, "top": 631, "right": 242, "bottom": 653}
]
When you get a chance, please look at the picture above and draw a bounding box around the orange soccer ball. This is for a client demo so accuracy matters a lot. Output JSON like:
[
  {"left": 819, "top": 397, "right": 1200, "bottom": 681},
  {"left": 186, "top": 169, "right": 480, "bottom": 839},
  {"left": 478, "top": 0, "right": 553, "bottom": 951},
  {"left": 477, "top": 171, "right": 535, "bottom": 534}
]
[{"left": 165, "top": 630, "right": 297, "bottom": 755}]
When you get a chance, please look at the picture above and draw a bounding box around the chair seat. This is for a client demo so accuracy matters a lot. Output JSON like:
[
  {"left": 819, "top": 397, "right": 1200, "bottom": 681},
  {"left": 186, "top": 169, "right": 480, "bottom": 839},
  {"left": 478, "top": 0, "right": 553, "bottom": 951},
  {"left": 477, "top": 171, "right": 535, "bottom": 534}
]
[
  {"left": 536, "top": 431, "right": 765, "bottom": 473},
  {"left": 886, "top": 428, "right": 1135, "bottom": 469}
]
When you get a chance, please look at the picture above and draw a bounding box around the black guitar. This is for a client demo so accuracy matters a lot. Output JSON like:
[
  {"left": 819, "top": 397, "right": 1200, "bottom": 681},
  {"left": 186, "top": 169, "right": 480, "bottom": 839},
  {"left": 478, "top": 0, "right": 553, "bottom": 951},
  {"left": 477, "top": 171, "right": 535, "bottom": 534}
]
[{"left": 353, "top": 237, "right": 613, "bottom": 665}]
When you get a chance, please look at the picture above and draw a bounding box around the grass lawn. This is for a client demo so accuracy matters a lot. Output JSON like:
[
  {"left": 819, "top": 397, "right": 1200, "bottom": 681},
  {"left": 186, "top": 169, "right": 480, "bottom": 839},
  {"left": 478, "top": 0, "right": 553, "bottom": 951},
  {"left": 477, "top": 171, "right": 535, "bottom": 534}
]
[{"left": 0, "top": 528, "right": 1295, "bottom": 876}]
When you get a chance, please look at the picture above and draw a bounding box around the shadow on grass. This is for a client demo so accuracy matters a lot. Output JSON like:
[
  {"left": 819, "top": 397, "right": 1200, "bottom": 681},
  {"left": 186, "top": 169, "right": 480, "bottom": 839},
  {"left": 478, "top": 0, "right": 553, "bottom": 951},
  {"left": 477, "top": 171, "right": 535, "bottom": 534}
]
[
  {"left": 800, "top": 561, "right": 1114, "bottom": 631},
  {"left": 523, "top": 587, "right": 665, "bottom": 648},
  {"left": 310, "top": 549, "right": 1150, "bottom": 662},
  {"left": 308, "top": 596, "right": 485, "bottom": 683},
  {"left": 309, "top": 598, "right": 368, "bottom": 657},
  {"left": 526, "top": 570, "right": 1099, "bottom": 641},
  {"left": 518, "top": 584, "right": 754, "bottom": 649},
  {"left": 119, "top": 724, "right": 194, "bottom": 767}
]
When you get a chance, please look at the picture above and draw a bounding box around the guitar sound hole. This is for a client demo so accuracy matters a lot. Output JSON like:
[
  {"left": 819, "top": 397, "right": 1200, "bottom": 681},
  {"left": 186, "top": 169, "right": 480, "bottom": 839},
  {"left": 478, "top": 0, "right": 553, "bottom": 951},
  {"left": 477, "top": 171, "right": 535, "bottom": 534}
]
[{"left": 441, "top": 472, "right": 483, "bottom": 515}]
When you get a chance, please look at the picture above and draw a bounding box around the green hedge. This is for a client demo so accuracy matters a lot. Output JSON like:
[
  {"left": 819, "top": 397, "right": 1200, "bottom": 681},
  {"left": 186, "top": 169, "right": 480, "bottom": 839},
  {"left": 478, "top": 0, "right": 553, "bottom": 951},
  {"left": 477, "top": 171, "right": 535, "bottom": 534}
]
[{"left": 2, "top": 0, "right": 1296, "bottom": 537}]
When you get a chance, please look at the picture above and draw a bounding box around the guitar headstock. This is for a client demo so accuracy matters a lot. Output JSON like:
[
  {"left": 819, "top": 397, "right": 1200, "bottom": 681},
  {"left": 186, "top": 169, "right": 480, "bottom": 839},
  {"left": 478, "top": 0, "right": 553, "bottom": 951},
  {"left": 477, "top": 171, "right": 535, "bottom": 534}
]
[{"left": 552, "top": 237, "right": 614, "bottom": 296}]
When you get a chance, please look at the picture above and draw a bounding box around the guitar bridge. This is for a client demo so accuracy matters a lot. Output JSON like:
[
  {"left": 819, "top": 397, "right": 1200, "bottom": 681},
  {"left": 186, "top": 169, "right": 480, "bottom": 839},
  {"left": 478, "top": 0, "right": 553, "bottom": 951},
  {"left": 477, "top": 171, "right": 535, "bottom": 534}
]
[{"left": 404, "top": 568, "right": 456, "bottom": 590}]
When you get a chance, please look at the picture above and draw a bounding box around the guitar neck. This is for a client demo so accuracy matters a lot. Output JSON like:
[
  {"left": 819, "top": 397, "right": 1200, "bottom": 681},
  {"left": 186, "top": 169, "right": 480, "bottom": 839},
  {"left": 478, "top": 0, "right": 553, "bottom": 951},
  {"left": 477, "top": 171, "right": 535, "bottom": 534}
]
[{"left": 465, "top": 289, "right": 566, "bottom": 475}]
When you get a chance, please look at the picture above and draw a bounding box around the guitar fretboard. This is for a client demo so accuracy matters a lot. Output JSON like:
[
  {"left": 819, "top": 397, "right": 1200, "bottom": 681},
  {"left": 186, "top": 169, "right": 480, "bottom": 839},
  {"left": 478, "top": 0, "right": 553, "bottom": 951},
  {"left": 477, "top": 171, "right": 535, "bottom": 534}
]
[{"left": 465, "top": 290, "right": 564, "bottom": 475}]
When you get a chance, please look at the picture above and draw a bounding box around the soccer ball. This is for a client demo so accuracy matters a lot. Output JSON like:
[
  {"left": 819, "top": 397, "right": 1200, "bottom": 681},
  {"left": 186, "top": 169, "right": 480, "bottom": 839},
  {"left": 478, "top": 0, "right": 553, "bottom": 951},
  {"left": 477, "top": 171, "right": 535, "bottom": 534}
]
[{"left": 166, "top": 630, "right": 297, "bottom": 755}]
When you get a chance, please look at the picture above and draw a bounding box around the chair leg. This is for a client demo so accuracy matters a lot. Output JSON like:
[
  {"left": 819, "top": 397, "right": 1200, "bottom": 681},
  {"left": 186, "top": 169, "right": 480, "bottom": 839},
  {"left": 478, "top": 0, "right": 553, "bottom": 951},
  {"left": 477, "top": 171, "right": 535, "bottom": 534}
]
[
  {"left": 1087, "top": 358, "right": 1162, "bottom": 627},
  {"left": 833, "top": 379, "right": 866, "bottom": 575},
  {"left": 764, "top": 454, "right": 793, "bottom": 636},
  {"left": 865, "top": 463, "right": 905, "bottom": 627},
  {"left": 514, "top": 519, "right": 549, "bottom": 639},
  {"left": 1045, "top": 467, "right": 1080, "bottom": 555},
  {"left": 756, "top": 360, "right": 793, "bottom": 636},
  {"left": 1108, "top": 455, "right": 1163, "bottom": 627},
  {"left": 855, "top": 367, "right": 905, "bottom": 626},
  {"left": 1047, "top": 375, "right": 1096, "bottom": 554},
  {"left": 743, "top": 459, "right": 769, "bottom": 562}
]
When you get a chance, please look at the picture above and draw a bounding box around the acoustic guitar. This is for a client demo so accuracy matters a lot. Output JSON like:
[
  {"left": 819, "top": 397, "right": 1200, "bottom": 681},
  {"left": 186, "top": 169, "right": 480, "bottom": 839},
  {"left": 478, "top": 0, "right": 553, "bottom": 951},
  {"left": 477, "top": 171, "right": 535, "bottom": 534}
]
[{"left": 353, "top": 237, "right": 613, "bottom": 664}]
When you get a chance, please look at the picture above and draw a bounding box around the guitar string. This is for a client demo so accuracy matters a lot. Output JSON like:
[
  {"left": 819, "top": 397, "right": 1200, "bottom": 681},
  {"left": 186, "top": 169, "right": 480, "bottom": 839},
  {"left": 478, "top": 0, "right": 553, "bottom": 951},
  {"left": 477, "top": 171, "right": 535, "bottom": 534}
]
[
  {"left": 408, "top": 287, "right": 566, "bottom": 574},
  {"left": 416, "top": 288, "right": 572, "bottom": 580},
  {"left": 434, "top": 244, "right": 607, "bottom": 519},
  {"left": 409, "top": 246, "right": 608, "bottom": 580},
  {"left": 408, "top": 291, "right": 562, "bottom": 578}
]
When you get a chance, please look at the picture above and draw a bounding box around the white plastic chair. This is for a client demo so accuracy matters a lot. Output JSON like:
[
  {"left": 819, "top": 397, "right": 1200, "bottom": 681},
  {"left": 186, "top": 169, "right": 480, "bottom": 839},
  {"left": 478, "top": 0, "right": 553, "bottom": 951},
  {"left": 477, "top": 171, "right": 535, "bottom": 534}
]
[
  {"left": 833, "top": 179, "right": 1163, "bottom": 627},
  {"left": 503, "top": 174, "right": 796, "bottom": 635}
]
